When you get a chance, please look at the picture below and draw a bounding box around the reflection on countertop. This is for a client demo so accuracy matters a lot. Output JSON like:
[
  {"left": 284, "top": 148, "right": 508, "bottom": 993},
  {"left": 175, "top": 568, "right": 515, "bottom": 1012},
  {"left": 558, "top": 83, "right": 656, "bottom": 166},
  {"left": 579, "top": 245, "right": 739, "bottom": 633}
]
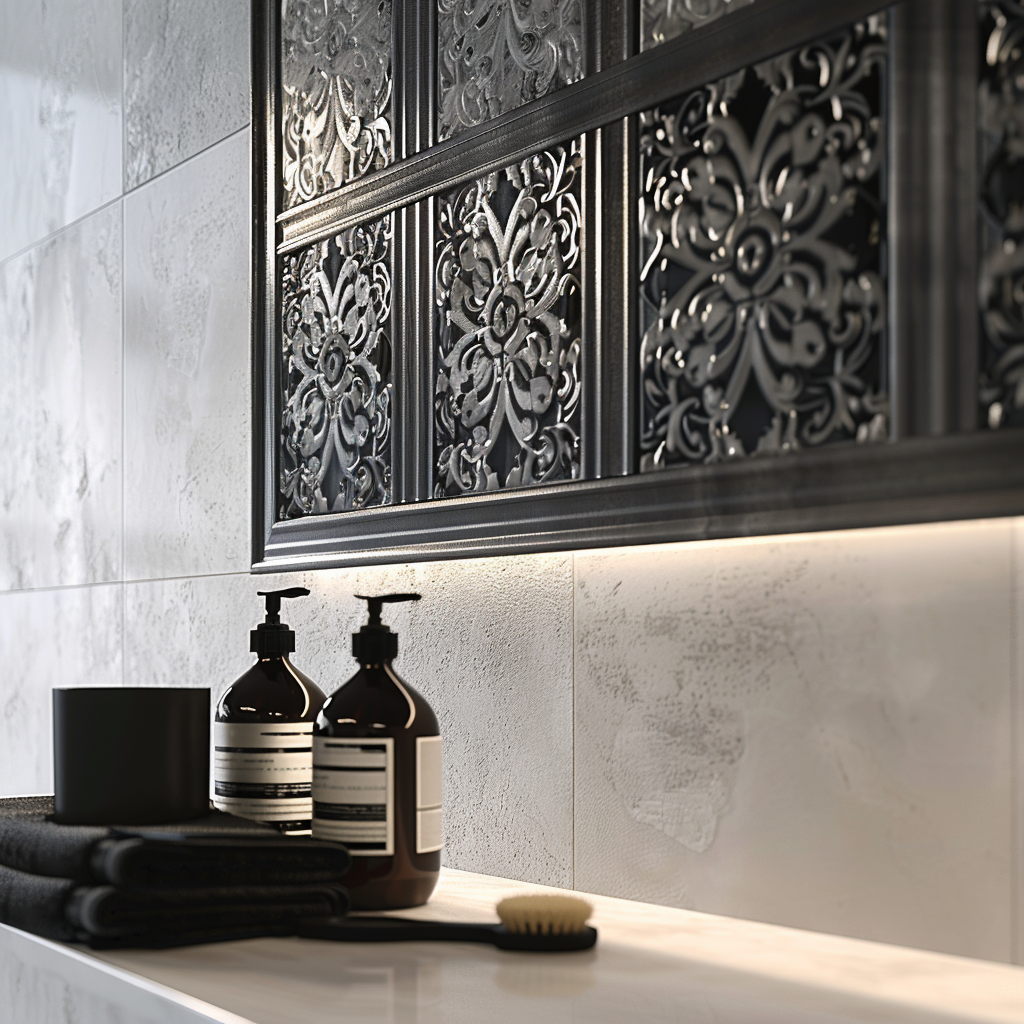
[{"left": 1, "top": 868, "right": 1021, "bottom": 1024}]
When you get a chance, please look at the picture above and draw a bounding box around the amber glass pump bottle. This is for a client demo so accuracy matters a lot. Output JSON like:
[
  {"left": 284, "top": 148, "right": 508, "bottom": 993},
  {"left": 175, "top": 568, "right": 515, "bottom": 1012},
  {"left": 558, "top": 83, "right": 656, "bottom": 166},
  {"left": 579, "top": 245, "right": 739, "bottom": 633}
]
[
  {"left": 312, "top": 594, "right": 441, "bottom": 909},
  {"left": 214, "top": 587, "right": 327, "bottom": 834}
]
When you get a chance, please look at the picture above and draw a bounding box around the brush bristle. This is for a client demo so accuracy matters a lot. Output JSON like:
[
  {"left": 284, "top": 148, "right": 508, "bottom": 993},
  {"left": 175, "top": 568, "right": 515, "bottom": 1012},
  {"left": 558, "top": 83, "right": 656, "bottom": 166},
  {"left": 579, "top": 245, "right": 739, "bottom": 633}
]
[{"left": 496, "top": 895, "right": 593, "bottom": 936}]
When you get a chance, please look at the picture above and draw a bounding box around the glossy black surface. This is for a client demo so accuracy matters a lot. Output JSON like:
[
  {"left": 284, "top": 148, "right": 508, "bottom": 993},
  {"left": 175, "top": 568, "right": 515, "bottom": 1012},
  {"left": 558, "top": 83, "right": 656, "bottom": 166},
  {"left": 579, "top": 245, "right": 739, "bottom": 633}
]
[
  {"left": 217, "top": 658, "right": 326, "bottom": 724},
  {"left": 217, "top": 657, "right": 327, "bottom": 833},
  {"left": 316, "top": 662, "right": 440, "bottom": 910}
]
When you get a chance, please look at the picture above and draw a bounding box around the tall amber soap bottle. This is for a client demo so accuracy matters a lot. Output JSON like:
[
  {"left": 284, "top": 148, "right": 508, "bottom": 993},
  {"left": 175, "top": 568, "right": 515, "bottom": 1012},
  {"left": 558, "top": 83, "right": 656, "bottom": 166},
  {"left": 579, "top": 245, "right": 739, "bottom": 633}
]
[
  {"left": 214, "top": 587, "right": 327, "bottom": 834},
  {"left": 312, "top": 594, "right": 441, "bottom": 909}
]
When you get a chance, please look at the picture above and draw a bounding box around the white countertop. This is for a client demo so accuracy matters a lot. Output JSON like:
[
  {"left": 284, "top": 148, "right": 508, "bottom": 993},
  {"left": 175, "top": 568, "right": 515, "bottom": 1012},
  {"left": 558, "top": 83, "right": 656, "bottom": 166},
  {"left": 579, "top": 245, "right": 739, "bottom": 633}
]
[{"left": 2, "top": 869, "right": 1021, "bottom": 1024}]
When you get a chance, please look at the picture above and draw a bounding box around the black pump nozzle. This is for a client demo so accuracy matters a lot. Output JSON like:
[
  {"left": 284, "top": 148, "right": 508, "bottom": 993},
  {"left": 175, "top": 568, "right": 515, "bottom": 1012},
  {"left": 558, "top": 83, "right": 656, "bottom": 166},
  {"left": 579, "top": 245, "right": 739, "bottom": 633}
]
[
  {"left": 258, "top": 587, "right": 310, "bottom": 625},
  {"left": 252, "top": 587, "right": 310, "bottom": 657},
  {"left": 353, "top": 593, "right": 420, "bottom": 663}
]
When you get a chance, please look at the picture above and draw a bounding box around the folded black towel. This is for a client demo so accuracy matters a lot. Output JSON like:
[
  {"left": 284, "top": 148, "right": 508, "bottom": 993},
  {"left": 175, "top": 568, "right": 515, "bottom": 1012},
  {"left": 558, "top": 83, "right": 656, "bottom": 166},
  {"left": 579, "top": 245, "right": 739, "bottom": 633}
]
[
  {"left": 0, "top": 861, "right": 349, "bottom": 946},
  {"left": 0, "top": 862, "right": 76, "bottom": 941},
  {"left": 0, "top": 797, "right": 350, "bottom": 886}
]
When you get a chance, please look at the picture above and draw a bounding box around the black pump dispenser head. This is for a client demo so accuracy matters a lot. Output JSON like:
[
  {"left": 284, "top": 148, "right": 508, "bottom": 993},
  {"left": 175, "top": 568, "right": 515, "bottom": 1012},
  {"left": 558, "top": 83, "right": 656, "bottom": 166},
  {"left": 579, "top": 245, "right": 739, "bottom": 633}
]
[
  {"left": 251, "top": 587, "right": 309, "bottom": 657},
  {"left": 353, "top": 593, "right": 420, "bottom": 663}
]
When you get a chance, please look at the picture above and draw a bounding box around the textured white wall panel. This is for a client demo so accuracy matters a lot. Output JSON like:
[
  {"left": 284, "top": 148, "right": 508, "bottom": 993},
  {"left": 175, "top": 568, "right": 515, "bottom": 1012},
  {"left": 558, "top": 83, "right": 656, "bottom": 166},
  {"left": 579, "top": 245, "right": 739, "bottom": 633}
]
[
  {"left": 0, "top": 206, "right": 123, "bottom": 591},
  {"left": 574, "top": 520, "right": 1015, "bottom": 962},
  {"left": 0, "top": 0, "right": 121, "bottom": 262},
  {"left": 124, "top": 553, "right": 575, "bottom": 888},
  {"left": 123, "top": 131, "right": 250, "bottom": 581},
  {"left": 124, "top": 0, "right": 249, "bottom": 190},
  {"left": 0, "top": 583, "right": 123, "bottom": 799}
]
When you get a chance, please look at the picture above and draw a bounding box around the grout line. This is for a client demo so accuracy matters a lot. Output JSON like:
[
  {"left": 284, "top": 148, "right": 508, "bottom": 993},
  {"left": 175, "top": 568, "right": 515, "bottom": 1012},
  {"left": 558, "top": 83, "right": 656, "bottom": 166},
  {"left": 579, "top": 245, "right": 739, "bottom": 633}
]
[
  {"left": 0, "top": 570, "right": 253, "bottom": 600},
  {"left": 0, "top": 125, "right": 251, "bottom": 274},
  {"left": 121, "top": 124, "right": 251, "bottom": 199},
  {"left": 0, "top": 194, "right": 125, "bottom": 272},
  {"left": 120, "top": 186, "right": 126, "bottom": 687},
  {"left": 121, "top": 0, "right": 127, "bottom": 197},
  {"left": 120, "top": 0, "right": 126, "bottom": 688}
]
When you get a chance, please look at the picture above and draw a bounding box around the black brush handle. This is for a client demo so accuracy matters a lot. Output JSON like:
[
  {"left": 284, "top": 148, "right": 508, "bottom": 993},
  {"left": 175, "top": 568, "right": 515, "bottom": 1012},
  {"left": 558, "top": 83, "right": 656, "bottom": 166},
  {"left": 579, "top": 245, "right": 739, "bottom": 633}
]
[{"left": 295, "top": 916, "right": 597, "bottom": 952}]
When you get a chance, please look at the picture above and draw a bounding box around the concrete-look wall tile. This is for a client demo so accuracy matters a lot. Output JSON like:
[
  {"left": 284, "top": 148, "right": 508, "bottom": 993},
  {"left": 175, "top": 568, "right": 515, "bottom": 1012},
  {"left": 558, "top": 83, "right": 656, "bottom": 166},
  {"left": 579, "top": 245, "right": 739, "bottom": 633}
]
[
  {"left": 0, "top": 0, "right": 121, "bottom": 262},
  {"left": 0, "top": 583, "right": 122, "bottom": 799},
  {"left": 124, "top": 573, "right": 256, "bottom": 697},
  {"left": 124, "top": 131, "right": 250, "bottom": 580},
  {"left": 300, "top": 556, "right": 575, "bottom": 888},
  {"left": 0, "top": 206, "right": 122, "bottom": 591},
  {"left": 124, "top": 0, "right": 249, "bottom": 190},
  {"left": 574, "top": 519, "right": 1014, "bottom": 963},
  {"left": 125, "top": 553, "right": 575, "bottom": 887}
]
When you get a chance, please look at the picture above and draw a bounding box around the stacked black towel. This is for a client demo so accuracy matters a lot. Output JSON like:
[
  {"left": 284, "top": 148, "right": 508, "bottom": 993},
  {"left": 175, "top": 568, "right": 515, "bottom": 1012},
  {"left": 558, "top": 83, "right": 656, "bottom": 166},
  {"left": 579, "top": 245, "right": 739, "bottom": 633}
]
[{"left": 0, "top": 796, "right": 350, "bottom": 948}]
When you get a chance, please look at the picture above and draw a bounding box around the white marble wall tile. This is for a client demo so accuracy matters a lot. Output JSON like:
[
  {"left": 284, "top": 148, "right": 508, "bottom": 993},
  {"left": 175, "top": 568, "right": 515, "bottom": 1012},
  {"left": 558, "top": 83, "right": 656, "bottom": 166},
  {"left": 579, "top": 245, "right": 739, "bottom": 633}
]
[
  {"left": 124, "top": 553, "right": 575, "bottom": 887},
  {"left": 124, "top": 0, "right": 249, "bottom": 190},
  {"left": 0, "top": 206, "right": 122, "bottom": 591},
  {"left": 124, "top": 131, "right": 250, "bottom": 580},
  {"left": 0, "top": 0, "right": 121, "bottom": 263},
  {"left": 0, "top": 583, "right": 122, "bottom": 799},
  {"left": 574, "top": 520, "right": 1014, "bottom": 963}
]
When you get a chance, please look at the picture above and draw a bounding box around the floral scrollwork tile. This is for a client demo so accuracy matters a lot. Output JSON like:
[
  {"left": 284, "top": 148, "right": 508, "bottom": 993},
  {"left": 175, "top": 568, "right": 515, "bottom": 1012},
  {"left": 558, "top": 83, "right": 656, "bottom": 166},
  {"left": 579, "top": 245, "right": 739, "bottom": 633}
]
[
  {"left": 639, "top": 16, "right": 889, "bottom": 471},
  {"left": 437, "top": 0, "right": 583, "bottom": 142},
  {"left": 640, "top": 0, "right": 755, "bottom": 52},
  {"left": 280, "top": 219, "right": 392, "bottom": 517},
  {"left": 979, "top": 1, "right": 1024, "bottom": 430},
  {"left": 280, "top": 0, "right": 392, "bottom": 210},
  {"left": 435, "top": 140, "right": 583, "bottom": 496}
]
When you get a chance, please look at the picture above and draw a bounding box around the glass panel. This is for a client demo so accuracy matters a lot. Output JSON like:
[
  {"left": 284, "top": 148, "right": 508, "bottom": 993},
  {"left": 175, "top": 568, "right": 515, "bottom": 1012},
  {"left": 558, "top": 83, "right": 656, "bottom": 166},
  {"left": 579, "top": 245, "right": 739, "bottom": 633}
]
[
  {"left": 979, "top": 2, "right": 1024, "bottom": 431},
  {"left": 638, "top": 16, "right": 889, "bottom": 472},
  {"left": 640, "top": 0, "right": 755, "bottom": 52},
  {"left": 280, "top": 0, "right": 392, "bottom": 211},
  {"left": 434, "top": 139, "right": 583, "bottom": 496},
  {"left": 437, "top": 0, "right": 583, "bottom": 142},
  {"left": 279, "top": 218, "right": 393, "bottom": 517}
]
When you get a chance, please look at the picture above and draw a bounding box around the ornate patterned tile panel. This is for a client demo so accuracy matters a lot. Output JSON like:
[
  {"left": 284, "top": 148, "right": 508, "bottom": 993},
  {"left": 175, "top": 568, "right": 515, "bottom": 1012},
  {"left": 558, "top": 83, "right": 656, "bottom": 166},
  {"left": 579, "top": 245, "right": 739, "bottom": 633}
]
[
  {"left": 280, "top": 218, "right": 393, "bottom": 517},
  {"left": 280, "top": 0, "right": 392, "bottom": 210},
  {"left": 979, "top": 1, "right": 1024, "bottom": 431},
  {"left": 640, "top": 0, "right": 755, "bottom": 52},
  {"left": 434, "top": 140, "right": 583, "bottom": 496},
  {"left": 638, "top": 17, "right": 889, "bottom": 472},
  {"left": 437, "top": 0, "right": 583, "bottom": 141}
]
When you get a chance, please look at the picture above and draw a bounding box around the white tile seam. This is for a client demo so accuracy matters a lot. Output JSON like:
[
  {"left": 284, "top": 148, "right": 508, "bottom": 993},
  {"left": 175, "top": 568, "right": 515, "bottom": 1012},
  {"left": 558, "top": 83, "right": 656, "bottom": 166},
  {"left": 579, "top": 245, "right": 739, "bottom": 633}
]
[
  {"left": 122, "top": 571, "right": 253, "bottom": 587},
  {"left": 122, "top": 123, "right": 251, "bottom": 200},
  {"left": 121, "top": 0, "right": 127, "bottom": 197},
  {"left": 0, "top": 194, "right": 125, "bottom": 273},
  {"left": 119, "top": 0, "right": 126, "bottom": 691},
  {"left": 0, "top": 571, "right": 252, "bottom": 600},
  {"left": 0, "top": 72, "right": 248, "bottom": 268},
  {"left": 120, "top": 184, "right": 126, "bottom": 687}
]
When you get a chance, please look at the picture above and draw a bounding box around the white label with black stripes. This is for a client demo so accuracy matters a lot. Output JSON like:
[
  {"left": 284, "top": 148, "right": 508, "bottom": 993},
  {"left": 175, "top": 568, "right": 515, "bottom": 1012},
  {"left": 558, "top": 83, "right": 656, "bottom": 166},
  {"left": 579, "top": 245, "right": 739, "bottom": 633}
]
[
  {"left": 415, "top": 735, "right": 442, "bottom": 853},
  {"left": 213, "top": 721, "right": 313, "bottom": 821},
  {"left": 312, "top": 737, "right": 394, "bottom": 855}
]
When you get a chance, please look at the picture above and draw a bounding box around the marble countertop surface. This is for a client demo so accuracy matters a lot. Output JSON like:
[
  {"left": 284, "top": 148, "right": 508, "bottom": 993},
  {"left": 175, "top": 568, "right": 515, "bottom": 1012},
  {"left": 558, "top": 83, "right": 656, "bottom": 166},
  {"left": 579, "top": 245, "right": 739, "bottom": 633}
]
[{"left": 2, "top": 868, "right": 1022, "bottom": 1024}]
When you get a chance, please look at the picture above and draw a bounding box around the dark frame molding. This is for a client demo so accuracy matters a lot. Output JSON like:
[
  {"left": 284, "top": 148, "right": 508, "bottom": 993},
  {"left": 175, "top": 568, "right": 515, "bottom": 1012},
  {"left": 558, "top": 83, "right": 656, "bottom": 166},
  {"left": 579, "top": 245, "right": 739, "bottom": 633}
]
[{"left": 253, "top": 0, "right": 1024, "bottom": 573}]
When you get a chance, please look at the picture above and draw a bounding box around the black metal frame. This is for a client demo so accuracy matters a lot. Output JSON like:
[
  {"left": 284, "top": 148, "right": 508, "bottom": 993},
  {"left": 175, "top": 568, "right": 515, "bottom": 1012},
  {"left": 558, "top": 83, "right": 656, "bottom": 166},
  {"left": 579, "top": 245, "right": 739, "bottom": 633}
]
[{"left": 253, "top": 0, "right": 1024, "bottom": 572}]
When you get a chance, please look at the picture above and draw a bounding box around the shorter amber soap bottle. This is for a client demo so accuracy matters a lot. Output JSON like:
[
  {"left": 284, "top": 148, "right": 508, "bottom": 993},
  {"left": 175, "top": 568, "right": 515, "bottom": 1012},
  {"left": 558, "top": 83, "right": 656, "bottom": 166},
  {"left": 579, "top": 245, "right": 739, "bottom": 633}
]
[
  {"left": 214, "top": 587, "right": 327, "bottom": 834},
  {"left": 312, "top": 594, "right": 441, "bottom": 909}
]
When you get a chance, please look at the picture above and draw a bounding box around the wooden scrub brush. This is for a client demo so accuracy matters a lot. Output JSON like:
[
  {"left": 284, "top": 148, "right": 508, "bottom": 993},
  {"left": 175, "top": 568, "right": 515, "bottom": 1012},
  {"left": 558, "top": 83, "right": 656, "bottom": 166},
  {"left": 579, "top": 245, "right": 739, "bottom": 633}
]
[{"left": 296, "top": 894, "right": 597, "bottom": 952}]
